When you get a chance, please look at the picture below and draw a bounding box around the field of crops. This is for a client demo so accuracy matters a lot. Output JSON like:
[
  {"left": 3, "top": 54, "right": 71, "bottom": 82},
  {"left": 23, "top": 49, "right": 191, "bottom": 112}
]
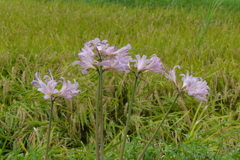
[{"left": 0, "top": 0, "right": 239, "bottom": 159}]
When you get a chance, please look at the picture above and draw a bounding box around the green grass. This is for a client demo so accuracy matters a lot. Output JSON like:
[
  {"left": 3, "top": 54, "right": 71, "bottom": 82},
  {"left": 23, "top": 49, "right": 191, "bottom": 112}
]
[
  {"left": 0, "top": 0, "right": 239, "bottom": 159},
  {"left": 67, "top": 0, "right": 240, "bottom": 10}
]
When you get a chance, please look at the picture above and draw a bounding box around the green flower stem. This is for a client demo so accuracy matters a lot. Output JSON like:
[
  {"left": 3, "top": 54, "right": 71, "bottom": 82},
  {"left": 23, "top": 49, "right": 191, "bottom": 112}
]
[
  {"left": 96, "top": 66, "right": 104, "bottom": 160},
  {"left": 45, "top": 99, "right": 54, "bottom": 160},
  {"left": 120, "top": 75, "right": 139, "bottom": 160},
  {"left": 137, "top": 93, "right": 180, "bottom": 160},
  {"left": 99, "top": 67, "right": 104, "bottom": 160}
]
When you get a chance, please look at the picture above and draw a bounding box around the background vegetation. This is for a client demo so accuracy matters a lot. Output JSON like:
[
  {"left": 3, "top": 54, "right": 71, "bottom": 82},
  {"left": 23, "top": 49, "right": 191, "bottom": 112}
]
[
  {"left": 0, "top": 0, "right": 239, "bottom": 159},
  {"left": 73, "top": 0, "right": 240, "bottom": 10}
]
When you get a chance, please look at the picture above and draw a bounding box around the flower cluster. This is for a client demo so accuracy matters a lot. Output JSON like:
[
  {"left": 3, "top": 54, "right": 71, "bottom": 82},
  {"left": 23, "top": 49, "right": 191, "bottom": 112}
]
[
  {"left": 33, "top": 38, "right": 209, "bottom": 102},
  {"left": 73, "top": 38, "right": 134, "bottom": 73},
  {"left": 31, "top": 71, "right": 80, "bottom": 100},
  {"left": 164, "top": 66, "right": 210, "bottom": 101},
  {"left": 31, "top": 38, "right": 211, "bottom": 160},
  {"left": 74, "top": 38, "right": 164, "bottom": 74}
]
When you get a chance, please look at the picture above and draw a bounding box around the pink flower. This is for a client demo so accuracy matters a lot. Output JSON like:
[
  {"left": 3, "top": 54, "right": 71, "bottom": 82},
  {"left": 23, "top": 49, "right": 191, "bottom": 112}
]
[
  {"left": 32, "top": 72, "right": 80, "bottom": 100},
  {"left": 164, "top": 65, "right": 180, "bottom": 86},
  {"left": 31, "top": 72, "right": 59, "bottom": 99},
  {"left": 58, "top": 78, "right": 81, "bottom": 99},
  {"left": 180, "top": 72, "right": 210, "bottom": 102},
  {"left": 97, "top": 55, "right": 134, "bottom": 72},
  {"left": 85, "top": 38, "right": 109, "bottom": 54},
  {"left": 74, "top": 38, "right": 133, "bottom": 73},
  {"left": 134, "top": 54, "right": 164, "bottom": 73},
  {"left": 134, "top": 55, "right": 151, "bottom": 72},
  {"left": 105, "top": 46, "right": 118, "bottom": 55},
  {"left": 145, "top": 56, "right": 164, "bottom": 73},
  {"left": 84, "top": 38, "right": 132, "bottom": 56},
  {"left": 164, "top": 67, "right": 210, "bottom": 101},
  {"left": 73, "top": 51, "right": 96, "bottom": 74},
  {"left": 110, "top": 44, "right": 132, "bottom": 56}
]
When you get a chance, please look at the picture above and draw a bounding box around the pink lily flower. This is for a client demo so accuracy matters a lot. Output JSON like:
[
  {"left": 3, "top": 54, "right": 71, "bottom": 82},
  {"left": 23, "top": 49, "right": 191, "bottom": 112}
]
[
  {"left": 74, "top": 38, "right": 133, "bottom": 74},
  {"left": 58, "top": 78, "right": 81, "bottom": 99},
  {"left": 107, "top": 44, "right": 132, "bottom": 56},
  {"left": 73, "top": 51, "right": 96, "bottom": 74},
  {"left": 134, "top": 54, "right": 164, "bottom": 73},
  {"left": 31, "top": 72, "right": 59, "bottom": 99},
  {"left": 32, "top": 72, "right": 80, "bottom": 100},
  {"left": 180, "top": 72, "right": 210, "bottom": 102},
  {"left": 164, "top": 66, "right": 210, "bottom": 101},
  {"left": 97, "top": 55, "right": 134, "bottom": 72},
  {"left": 164, "top": 65, "right": 180, "bottom": 86}
]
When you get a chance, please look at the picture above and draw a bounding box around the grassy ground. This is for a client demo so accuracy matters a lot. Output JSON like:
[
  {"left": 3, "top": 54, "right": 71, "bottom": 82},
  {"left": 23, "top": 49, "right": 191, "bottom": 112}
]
[
  {"left": 0, "top": 0, "right": 239, "bottom": 159},
  {"left": 72, "top": 0, "right": 240, "bottom": 10}
]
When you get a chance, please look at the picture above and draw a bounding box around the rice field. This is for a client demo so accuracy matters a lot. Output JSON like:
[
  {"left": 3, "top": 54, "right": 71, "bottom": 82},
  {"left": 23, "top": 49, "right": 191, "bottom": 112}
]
[{"left": 0, "top": 0, "right": 239, "bottom": 159}]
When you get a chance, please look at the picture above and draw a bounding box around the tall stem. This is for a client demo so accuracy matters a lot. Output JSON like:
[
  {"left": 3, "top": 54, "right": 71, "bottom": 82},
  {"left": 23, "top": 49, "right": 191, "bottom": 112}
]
[
  {"left": 137, "top": 93, "right": 180, "bottom": 160},
  {"left": 45, "top": 100, "right": 54, "bottom": 160},
  {"left": 96, "top": 67, "right": 104, "bottom": 160},
  {"left": 120, "top": 75, "right": 138, "bottom": 160},
  {"left": 99, "top": 67, "right": 104, "bottom": 160}
]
